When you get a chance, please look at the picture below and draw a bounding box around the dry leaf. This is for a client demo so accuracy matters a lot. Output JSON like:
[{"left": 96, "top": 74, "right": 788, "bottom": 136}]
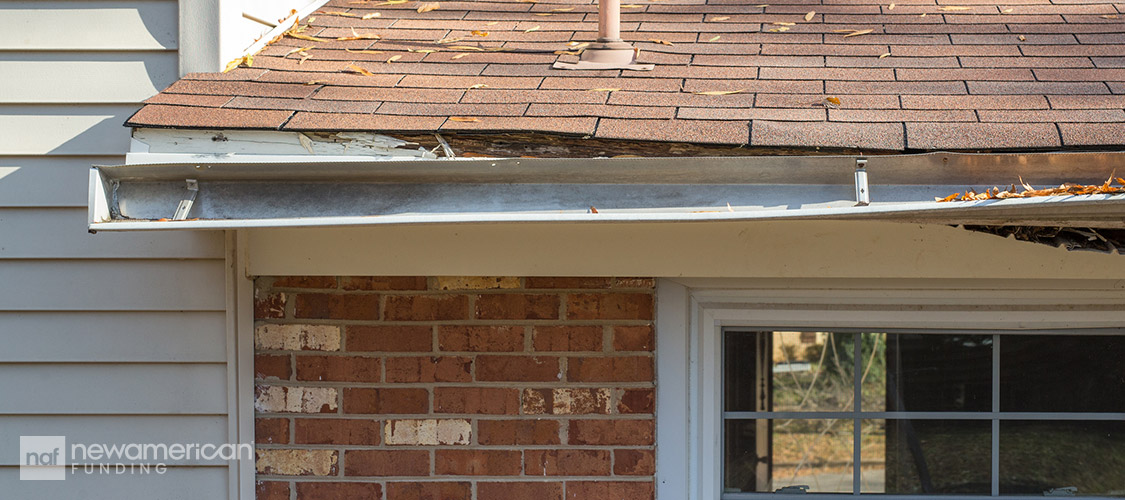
[
  {"left": 621, "top": 4, "right": 643, "bottom": 7},
  {"left": 888, "top": 3, "right": 895, "bottom": 9},
  {"left": 417, "top": 2, "right": 440, "bottom": 13},
  {"left": 449, "top": 116, "right": 479, "bottom": 122},
  {"left": 1000, "top": 8, "right": 1013, "bottom": 13},
  {"left": 446, "top": 45, "right": 485, "bottom": 51},
  {"left": 223, "top": 54, "right": 253, "bottom": 72},
  {"left": 406, "top": 48, "right": 435, "bottom": 53},
  {"left": 436, "top": 36, "right": 464, "bottom": 43},
  {"left": 937, "top": 6, "right": 972, "bottom": 10},
  {"left": 920, "top": 12, "right": 927, "bottom": 16},
  {"left": 451, "top": 53, "right": 469, "bottom": 59},
  {"left": 712, "top": 15, "right": 731, "bottom": 20},
  {"left": 648, "top": 38, "right": 674, "bottom": 45},
  {"left": 535, "top": 13, "right": 553, "bottom": 16},
  {"left": 386, "top": 54, "right": 402, "bottom": 62},
  {"left": 1101, "top": 14, "right": 1119, "bottom": 19},
  {"left": 551, "top": 6, "right": 574, "bottom": 11},
  {"left": 362, "top": 12, "right": 382, "bottom": 18},
  {"left": 375, "top": 0, "right": 407, "bottom": 4},
  {"left": 589, "top": 206, "right": 599, "bottom": 213},
  {"left": 825, "top": 96, "right": 842, "bottom": 106},
  {"left": 337, "top": 27, "right": 381, "bottom": 40},
  {"left": 754, "top": 4, "right": 769, "bottom": 7},
  {"left": 937, "top": 176, "right": 1125, "bottom": 202},
  {"left": 1018, "top": 34, "right": 1026, "bottom": 41},
  {"left": 773, "top": 21, "right": 796, "bottom": 25},
  {"left": 486, "top": 21, "right": 500, "bottom": 25},
  {"left": 768, "top": 27, "right": 790, "bottom": 31},
  {"left": 287, "top": 32, "right": 331, "bottom": 42},
  {"left": 471, "top": 30, "right": 489, "bottom": 36},
  {"left": 344, "top": 63, "right": 375, "bottom": 76},
  {"left": 525, "top": 25, "right": 540, "bottom": 32},
  {"left": 805, "top": 11, "right": 815, "bottom": 21},
  {"left": 305, "top": 80, "right": 328, "bottom": 85},
  {"left": 286, "top": 46, "right": 314, "bottom": 56},
  {"left": 320, "top": 10, "right": 360, "bottom": 17},
  {"left": 468, "top": 83, "right": 489, "bottom": 89},
  {"left": 708, "top": 35, "right": 721, "bottom": 41},
  {"left": 842, "top": 29, "right": 873, "bottom": 37},
  {"left": 879, "top": 52, "right": 891, "bottom": 58},
  {"left": 346, "top": 48, "right": 385, "bottom": 54},
  {"left": 693, "top": 89, "right": 745, "bottom": 95},
  {"left": 587, "top": 87, "right": 621, "bottom": 91}
]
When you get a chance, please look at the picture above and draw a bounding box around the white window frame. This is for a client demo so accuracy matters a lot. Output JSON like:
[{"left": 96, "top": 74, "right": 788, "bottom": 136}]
[{"left": 654, "top": 278, "right": 1125, "bottom": 500}]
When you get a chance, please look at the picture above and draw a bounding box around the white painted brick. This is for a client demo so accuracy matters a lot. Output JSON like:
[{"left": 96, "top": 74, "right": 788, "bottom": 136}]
[{"left": 255, "top": 324, "right": 341, "bottom": 351}]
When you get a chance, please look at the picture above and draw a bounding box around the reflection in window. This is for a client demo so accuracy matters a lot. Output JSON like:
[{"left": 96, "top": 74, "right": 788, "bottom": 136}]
[
  {"left": 864, "top": 419, "right": 991, "bottom": 494},
  {"left": 1000, "top": 421, "right": 1125, "bottom": 496},
  {"left": 725, "top": 419, "right": 854, "bottom": 493},
  {"left": 1001, "top": 335, "right": 1125, "bottom": 413}
]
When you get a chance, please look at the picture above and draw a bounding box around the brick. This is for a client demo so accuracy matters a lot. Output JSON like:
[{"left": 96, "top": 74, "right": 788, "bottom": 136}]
[
  {"left": 342, "top": 276, "right": 428, "bottom": 290},
  {"left": 345, "top": 450, "right": 430, "bottom": 476},
  {"left": 296, "top": 355, "right": 381, "bottom": 382},
  {"left": 255, "top": 324, "right": 341, "bottom": 351},
  {"left": 566, "top": 293, "right": 654, "bottom": 320},
  {"left": 295, "top": 418, "right": 381, "bottom": 445},
  {"left": 436, "top": 276, "right": 521, "bottom": 290},
  {"left": 523, "top": 388, "right": 612, "bottom": 415},
  {"left": 435, "top": 450, "right": 522, "bottom": 475},
  {"left": 385, "top": 419, "right": 472, "bottom": 445},
  {"left": 254, "top": 292, "right": 286, "bottom": 319},
  {"left": 272, "top": 276, "right": 337, "bottom": 288},
  {"left": 439, "top": 326, "right": 525, "bottom": 352},
  {"left": 524, "top": 277, "right": 613, "bottom": 289},
  {"left": 534, "top": 326, "right": 604, "bottom": 351},
  {"left": 255, "top": 354, "right": 291, "bottom": 380},
  {"left": 614, "top": 449, "right": 656, "bottom": 475},
  {"left": 476, "top": 356, "right": 561, "bottom": 382},
  {"left": 256, "top": 481, "right": 289, "bottom": 500},
  {"left": 255, "top": 449, "right": 337, "bottom": 476},
  {"left": 385, "top": 295, "right": 471, "bottom": 321},
  {"left": 256, "top": 418, "right": 289, "bottom": 444},
  {"left": 570, "top": 420, "right": 655, "bottom": 445},
  {"left": 905, "top": 123, "right": 1062, "bottom": 150},
  {"left": 435, "top": 387, "right": 521, "bottom": 414},
  {"left": 343, "top": 388, "right": 429, "bottom": 414},
  {"left": 751, "top": 121, "right": 905, "bottom": 150},
  {"left": 295, "top": 483, "right": 382, "bottom": 498},
  {"left": 294, "top": 293, "right": 380, "bottom": 320},
  {"left": 386, "top": 356, "right": 473, "bottom": 383},
  {"left": 614, "top": 326, "right": 654, "bottom": 352},
  {"left": 348, "top": 325, "right": 433, "bottom": 352},
  {"left": 387, "top": 482, "right": 473, "bottom": 500},
  {"left": 478, "top": 482, "right": 564, "bottom": 500},
  {"left": 617, "top": 388, "right": 656, "bottom": 414},
  {"left": 525, "top": 449, "right": 612, "bottom": 476},
  {"left": 478, "top": 419, "right": 561, "bottom": 445},
  {"left": 255, "top": 386, "right": 337, "bottom": 414},
  {"left": 568, "top": 357, "right": 654, "bottom": 383},
  {"left": 613, "top": 278, "right": 654, "bottom": 289},
  {"left": 565, "top": 481, "right": 654, "bottom": 500},
  {"left": 476, "top": 294, "right": 560, "bottom": 320}
]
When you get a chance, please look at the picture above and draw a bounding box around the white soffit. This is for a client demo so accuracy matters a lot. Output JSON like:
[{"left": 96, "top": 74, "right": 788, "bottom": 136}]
[{"left": 89, "top": 151, "right": 1125, "bottom": 231}]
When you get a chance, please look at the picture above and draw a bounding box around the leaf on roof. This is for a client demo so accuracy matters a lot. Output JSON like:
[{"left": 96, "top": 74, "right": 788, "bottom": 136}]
[
  {"left": 362, "top": 12, "right": 382, "bottom": 18},
  {"left": 222, "top": 54, "right": 253, "bottom": 73},
  {"left": 805, "top": 11, "right": 815, "bottom": 21},
  {"left": 337, "top": 28, "right": 381, "bottom": 40},
  {"left": 347, "top": 49, "right": 386, "bottom": 54},
  {"left": 707, "top": 35, "right": 721, "bottom": 41},
  {"left": 879, "top": 52, "right": 891, "bottom": 58},
  {"left": 937, "top": 6, "right": 972, "bottom": 10},
  {"left": 525, "top": 25, "right": 541, "bottom": 32},
  {"left": 1018, "top": 34, "right": 1026, "bottom": 41},
  {"left": 468, "top": 83, "right": 489, "bottom": 89},
  {"left": 693, "top": 89, "right": 745, "bottom": 95},
  {"left": 286, "top": 46, "right": 315, "bottom": 56},
  {"left": 888, "top": 3, "right": 895, "bottom": 9},
  {"left": 754, "top": 4, "right": 769, "bottom": 7},
  {"left": 486, "top": 21, "right": 500, "bottom": 25},
  {"left": 320, "top": 11, "right": 361, "bottom": 17},
  {"left": 446, "top": 45, "right": 485, "bottom": 51},
  {"left": 417, "top": 2, "right": 440, "bottom": 13},
  {"left": 841, "top": 29, "right": 874, "bottom": 37},
  {"left": 437, "top": 36, "right": 464, "bottom": 43},
  {"left": 344, "top": 63, "right": 376, "bottom": 75},
  {"left": 535, "top": 13, "right": 554, "bottom": 16},
  {"left": 768, "top": 27, "right": 790, "bottom": 31},
  {"left": 386, "top": 54, "right": 402, "bottom": 62},
  {"left": 471, "top": 30, "right": 489, "bottom": 36},
  {"left": 374, "top": 0, "right": 408, "bottom": 4},
  {"left": 712, "top": 16, "right": 731, "bottom": 21},
  {"left": 305, "top": 80, "right": 328, "bottom": 85},
  {"left": 1000, "top": 8, "right": 1013, "bottom": 13},
  {"left": 451, "top": 53, "right": 469, "bottom": 59},
  {"left": 622, "top": 4, "right": 644, "bottom": 8},
  {"left": 554, "top": 49, "right": 582, "bottom": 55},
  {"left": 648, "top": 38, "right": 674, "bottom": 45},
  {"left": 1101, "top": 14, "right": 1119, "bottom": 19},
  {"left": 825, "top": 96, "right": 841, "bottom": 106},
  {"left": 406, "top": 48, "right": 435, "bottom": 53},
  {"left": 449, "top": 117, "right": 480, "bottom": 122},
  {"left": 920, "top": 12, "right": 926, "bottom": 16},
  {"left": 587, "top": 88, "right": 621, "bottom": 91},
  {"left": 772, "top": 21, "right": 796, "bottom": 25},
  {"left": 287, "top": 32, "right": 331, "bottom": 42},
  {"left": 552, "top": 6, "right": 575, "bottom": 11}
]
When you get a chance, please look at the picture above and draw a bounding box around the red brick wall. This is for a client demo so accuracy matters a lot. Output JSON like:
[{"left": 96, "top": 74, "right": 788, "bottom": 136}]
[{"left": 253, "top": 276, "right": 656, "bottom": 500}]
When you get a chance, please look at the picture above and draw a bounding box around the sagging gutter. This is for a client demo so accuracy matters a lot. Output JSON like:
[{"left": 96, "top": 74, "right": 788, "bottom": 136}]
[{"left": 89, "top": 151, "right": 1125, "bottom": 232}]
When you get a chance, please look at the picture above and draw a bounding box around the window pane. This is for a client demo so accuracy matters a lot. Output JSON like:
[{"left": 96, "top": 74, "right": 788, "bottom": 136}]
[
  {"left": 862, "top": 419, "right": 991, "bottom": 494},
  {"left": 1000, "top": 335, "right": 1125, "bottom": 412},
  {"left": 726, "top": 331, "right": 856, "bottom": 412},
  {"left": 725, "top": 419, "right": 855, "bottom": 494},
  {"left": 1000, "top": 420, "right": 1125, "bottom": 496},
  {"left": 881, "top": 334, "right": 992, "bottom": 412}
]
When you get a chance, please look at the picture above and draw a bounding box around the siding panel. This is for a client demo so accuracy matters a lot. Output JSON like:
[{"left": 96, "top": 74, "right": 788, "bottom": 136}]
[
  {"left": 0, "top": 155, "right": 120, "bottom": 208},
  {"left": 0, "top": 415, "right": 229, "bottom": 465},
  {"left": 0, "top": 260, "right": 226, "bottom": 311},
  {"left": 0, "top": 53, "right": 178, "bottom": 103},
  {"left": 0, "top": 364, "right": 229, "bottom": 414},
  {"left": 0, "top": 311, "right": 227, "bottom": 362},
  {"left": 0, "top": 466, "right": 227, "bottom": 498},
  {"left": 0, "top": 1, "right": 178, "bottom": 50},
  {"left": 0, "top": 104, "right": 138, "bottom": 155},
  {"left": 0, "top": 208, "right": 225, "bottom": 258}
]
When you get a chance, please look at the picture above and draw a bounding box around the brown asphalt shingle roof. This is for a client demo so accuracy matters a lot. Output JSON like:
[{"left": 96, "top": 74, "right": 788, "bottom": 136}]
[{"left": 127, "top": 0, "right": 1125, "bottom": 151}]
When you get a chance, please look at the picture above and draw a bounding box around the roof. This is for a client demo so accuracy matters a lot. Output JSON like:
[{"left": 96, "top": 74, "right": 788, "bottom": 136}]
[{"left": 126, "top": 0, "right": 1125, "bottom": 151}]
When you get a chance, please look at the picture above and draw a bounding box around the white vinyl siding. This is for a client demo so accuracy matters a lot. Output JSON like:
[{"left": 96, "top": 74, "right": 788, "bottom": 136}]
[{"left": 0, "top": 0, "right": 231, "bottom": 496}]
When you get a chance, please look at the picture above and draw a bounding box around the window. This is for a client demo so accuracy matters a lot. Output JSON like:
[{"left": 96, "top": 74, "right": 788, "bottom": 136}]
[{"left": 721, "top": 331, "right": 1125, "bottom": 497}]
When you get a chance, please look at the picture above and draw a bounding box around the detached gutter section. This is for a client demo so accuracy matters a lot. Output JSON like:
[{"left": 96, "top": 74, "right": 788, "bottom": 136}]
[{"left": 90, "top": 152, "right": 1125, "bottom": 232}]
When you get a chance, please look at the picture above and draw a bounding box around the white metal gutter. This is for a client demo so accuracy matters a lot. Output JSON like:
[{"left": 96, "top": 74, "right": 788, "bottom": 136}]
[{"left": 88, "top": 151, "right": 1125, "bottom": 231}]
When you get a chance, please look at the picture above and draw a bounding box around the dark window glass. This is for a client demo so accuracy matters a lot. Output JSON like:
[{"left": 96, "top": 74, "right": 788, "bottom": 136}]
[
  {"left": 864, "top": 419, "right": 992, "bottom": 495},
  {"left": 999, "top": 420, "right": 1125, "bottom": 496},
  {"left": 884, "top": 334, "right": 992, "bottom": 412},
  {"left": 725, "top": 331, "right": 765, "bottom": 412},
  {"left": 725, "top": 419, "right": 854, "bottom": 494},
  {"left": 1000, "top": 335, "right": 1125, "bottom": 412}
]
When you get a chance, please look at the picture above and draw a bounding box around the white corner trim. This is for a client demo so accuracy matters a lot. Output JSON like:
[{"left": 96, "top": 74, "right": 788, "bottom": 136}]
[
  {"left": 226, "top": 230, "right": 257, "bottom": 499},
  {"left": 655, "top": 279, "right": 690, "bottom": 500}
]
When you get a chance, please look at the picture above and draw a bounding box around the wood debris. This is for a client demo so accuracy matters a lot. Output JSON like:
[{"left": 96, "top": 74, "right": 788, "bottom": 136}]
[{"left": 937, "top": 176, "right": 1125, "bottom": 202}]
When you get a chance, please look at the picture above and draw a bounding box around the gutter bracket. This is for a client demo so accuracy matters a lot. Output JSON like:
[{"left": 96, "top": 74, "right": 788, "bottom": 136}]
[
  {"left": 173, "top": 179, "right": 199, "bottom": 220},
  {"left": 854, "top": 158, "right": 870, "bottom": 206}
]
